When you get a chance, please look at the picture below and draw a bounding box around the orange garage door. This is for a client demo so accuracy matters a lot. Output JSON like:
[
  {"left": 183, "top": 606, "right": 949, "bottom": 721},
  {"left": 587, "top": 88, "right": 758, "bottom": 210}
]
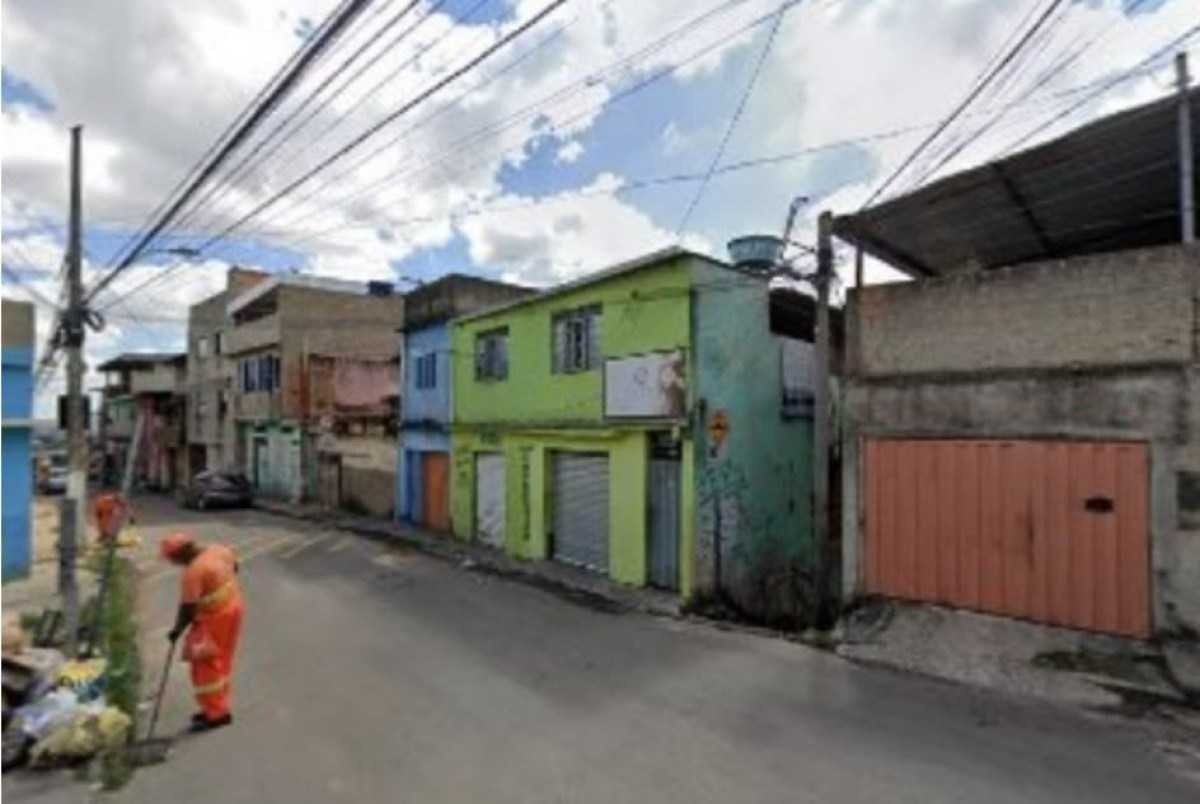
[{"left": 863, "top": 439, "right": 1150, "bottom": 638}]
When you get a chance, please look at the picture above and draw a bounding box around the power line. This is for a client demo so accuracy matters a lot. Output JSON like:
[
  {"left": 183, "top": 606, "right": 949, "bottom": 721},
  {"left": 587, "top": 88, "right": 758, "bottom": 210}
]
[
  {"left": 909, "top": 0, "right": 1161, "bottom": 187},
  {"left": 255, "top": 0, "right": 787, "bottom": 243},
  {"left": 191, "top": 0, "right": 571, "bottom": 258},
  {"left": 675, "top": 1, "right": 789, "bottom": 235},
  {"left": 2, "top": 266, "right": 61, "bottom": 310},
  {"left": 225, "top": 0, "right": 757, "bottom": 244},
  {"left": 276, "top": 42, "right": 1121, "bottom": 250},
  {"left": 102, "top": 0, "right": 370, "bottom": 269},
  {"left": 85, "top": 0, "right": 379, "bottom": 306},
  {"left": 171, "top": 0, "right": 428, "bottom": 236},
  {"left": 860, "top": 0, "right": 1067, "bottom": 209},
  {"left": 223, "top": 15, "right": 577, "bottom": 244},
  {"left": 93, "top": 55, "right": 1160, "bottom": 315},
  {"left": 1000, "top": 21, "right": 1200, "bottom": 155}
]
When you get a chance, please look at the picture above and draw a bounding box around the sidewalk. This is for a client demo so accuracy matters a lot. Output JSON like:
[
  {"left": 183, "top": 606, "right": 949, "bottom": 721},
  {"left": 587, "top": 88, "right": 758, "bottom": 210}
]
[{"left": 250, "top": 498, "right": 682, "bottom": 619}]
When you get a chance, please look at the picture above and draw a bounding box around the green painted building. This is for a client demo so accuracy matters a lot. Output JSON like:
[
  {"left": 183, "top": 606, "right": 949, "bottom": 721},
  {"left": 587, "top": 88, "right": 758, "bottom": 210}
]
[{"left": 450, "top": 247, "right": 815, "bottom": 615}]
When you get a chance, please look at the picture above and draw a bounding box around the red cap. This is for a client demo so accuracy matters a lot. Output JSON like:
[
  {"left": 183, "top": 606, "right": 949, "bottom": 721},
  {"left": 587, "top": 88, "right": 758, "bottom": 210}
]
[{"left": 160, "top": 532, "right": 195, "bottom": 561}]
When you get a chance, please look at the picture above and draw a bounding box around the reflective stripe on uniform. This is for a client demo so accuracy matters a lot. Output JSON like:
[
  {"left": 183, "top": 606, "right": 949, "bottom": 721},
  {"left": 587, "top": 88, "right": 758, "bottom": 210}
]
[
  {"left": 199, "top": 580, "right": 234, "bottom": 610},
  {"left": 192, "top": 677, "right": 229, "bottom": 695}
]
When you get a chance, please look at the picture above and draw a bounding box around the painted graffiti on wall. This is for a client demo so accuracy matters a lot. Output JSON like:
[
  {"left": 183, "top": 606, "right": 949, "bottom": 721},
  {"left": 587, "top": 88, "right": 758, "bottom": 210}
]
[{"left": 697, "top": 454, "right": 815, "bottom": 628}]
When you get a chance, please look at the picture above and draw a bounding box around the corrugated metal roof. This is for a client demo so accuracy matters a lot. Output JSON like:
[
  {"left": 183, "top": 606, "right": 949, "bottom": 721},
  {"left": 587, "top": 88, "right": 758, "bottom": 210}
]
[{"left": 833, "top": 87, "right": 1199, "bottom": 277}]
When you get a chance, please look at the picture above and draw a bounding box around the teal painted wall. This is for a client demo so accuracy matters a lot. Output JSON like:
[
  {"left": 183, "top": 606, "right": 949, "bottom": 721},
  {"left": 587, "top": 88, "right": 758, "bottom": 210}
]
[{"left": 691, "top": 263, "right": 814, "bottom": 624}]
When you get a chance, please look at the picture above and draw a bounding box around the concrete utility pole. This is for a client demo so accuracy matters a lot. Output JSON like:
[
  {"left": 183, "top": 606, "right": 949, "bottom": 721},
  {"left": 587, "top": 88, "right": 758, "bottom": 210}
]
[
  {"left": 1178, "top": 52, "right": 1195, "bottom": 244},
  {"left": 813, "top": 211, "right": 833, "bottom": 626},
  {"left": 772, "top": 196, "right": 834, "bottom": 624},
  {"left": 61, "top": 125, "right": 86, "bottom": 654}
]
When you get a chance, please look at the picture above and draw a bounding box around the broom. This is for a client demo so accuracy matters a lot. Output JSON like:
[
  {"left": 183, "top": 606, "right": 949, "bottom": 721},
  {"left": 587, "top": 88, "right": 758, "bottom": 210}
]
[{"left": 125, "top": 639, "right": 176, "bottom": 766}]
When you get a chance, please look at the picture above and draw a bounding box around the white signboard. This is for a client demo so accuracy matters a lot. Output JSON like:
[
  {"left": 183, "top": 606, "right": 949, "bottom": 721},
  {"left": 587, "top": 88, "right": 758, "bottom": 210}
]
[{"left": 605, "top": 351, "right": 687, "bottom": 418}]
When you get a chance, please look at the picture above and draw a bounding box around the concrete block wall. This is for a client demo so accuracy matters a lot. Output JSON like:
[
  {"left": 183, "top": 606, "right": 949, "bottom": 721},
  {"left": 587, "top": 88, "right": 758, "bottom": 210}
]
[
  {"left": 852, "top": 245, "right": 1194, "bottom": 377},
  {"left": 841, "top": 244, "right": 1200, "bottom": 640}
]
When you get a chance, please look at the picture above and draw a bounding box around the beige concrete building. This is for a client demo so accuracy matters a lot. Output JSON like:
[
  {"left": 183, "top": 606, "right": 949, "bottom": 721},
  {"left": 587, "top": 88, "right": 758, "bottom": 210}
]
[
  {"left": 224, "top": 274, "right": 405, "bottom": 514},
  {"left": 185, "top": 267, "right": 268, "bottom": 476}
]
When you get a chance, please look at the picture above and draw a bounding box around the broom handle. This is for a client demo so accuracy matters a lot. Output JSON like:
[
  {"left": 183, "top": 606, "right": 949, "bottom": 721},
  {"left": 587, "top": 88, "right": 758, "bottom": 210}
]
[{"left": 145, "top": 638, "right": 177, "bottom": 741}]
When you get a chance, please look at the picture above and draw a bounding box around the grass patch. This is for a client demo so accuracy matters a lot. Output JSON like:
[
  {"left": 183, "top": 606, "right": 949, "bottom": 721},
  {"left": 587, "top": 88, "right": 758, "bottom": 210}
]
[{"left": 96, "top": 553, "right": 141, "bottom": 790}]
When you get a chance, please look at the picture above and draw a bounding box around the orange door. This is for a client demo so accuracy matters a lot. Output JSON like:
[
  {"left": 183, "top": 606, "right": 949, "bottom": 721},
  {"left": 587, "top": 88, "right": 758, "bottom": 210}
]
[
  {"left": 422, "top": 452, "right": 451, "bottom": 531},
  {"left": 863, "top": 439, "right": 1150, "bottom": 638}
]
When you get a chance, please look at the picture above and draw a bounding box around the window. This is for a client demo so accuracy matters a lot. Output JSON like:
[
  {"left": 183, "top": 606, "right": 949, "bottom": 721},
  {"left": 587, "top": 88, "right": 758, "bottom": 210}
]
[
  {"left": 475, "top": 328, "right": 509, "bottom": 381},
  {"left": 197, "top": 336, "right": 210, "bottom": 358},
  {"left": 552, "top": 305, "right": 602, "bottom": 373},
  {"left": 213, "top": 332, "right": 222, "bottom": 356},
  {"left": 415, "top": 353, "right": 437, "bottom": 390},
  {"left": 240, "top": 355, "right": 281, "bottom": 393}
]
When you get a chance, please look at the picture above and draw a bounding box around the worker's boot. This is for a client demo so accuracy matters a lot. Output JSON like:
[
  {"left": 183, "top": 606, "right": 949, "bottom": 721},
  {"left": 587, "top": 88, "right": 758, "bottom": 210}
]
[{"left": 189, "top": 713, "right": 233, "bottom": 732}]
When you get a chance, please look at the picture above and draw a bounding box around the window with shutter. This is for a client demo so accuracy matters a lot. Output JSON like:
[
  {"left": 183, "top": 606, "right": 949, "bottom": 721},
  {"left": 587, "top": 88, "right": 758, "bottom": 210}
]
[
  {"left": 587, "top": 307, "right": 602, "bottom": 368},
  {"left": 475, "top": 329, "right": 509, "bottom": 380},
  {"left": 552, "top": 306, "right": 602, "bottom": 373},
  {"left": 552, "top": 317, "right": 567, "bottom": 373}
]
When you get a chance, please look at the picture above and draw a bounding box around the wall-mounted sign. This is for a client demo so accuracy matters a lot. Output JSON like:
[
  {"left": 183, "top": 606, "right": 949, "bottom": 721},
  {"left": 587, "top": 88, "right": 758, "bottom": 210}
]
[{"left": 604, "top": 350, "right": 686, "bottom": 419}]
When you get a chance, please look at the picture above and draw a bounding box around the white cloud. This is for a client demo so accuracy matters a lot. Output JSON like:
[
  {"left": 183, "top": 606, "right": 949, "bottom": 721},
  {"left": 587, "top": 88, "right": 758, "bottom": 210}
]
[
  {"left": 3, "top": 0, "right": 1194, "bottom": 414},
  {"left": 555, "top": 139, "right": 585, "bottom": 163}
]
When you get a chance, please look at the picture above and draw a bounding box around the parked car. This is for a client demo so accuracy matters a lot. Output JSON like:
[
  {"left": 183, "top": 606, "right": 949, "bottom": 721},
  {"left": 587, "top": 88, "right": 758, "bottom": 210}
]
[
  {"left": 39, "top": 452, "right": 68, "bottom": 495},
  {"left": 180, "top": 471, "right": 253, "bottom": 510}
]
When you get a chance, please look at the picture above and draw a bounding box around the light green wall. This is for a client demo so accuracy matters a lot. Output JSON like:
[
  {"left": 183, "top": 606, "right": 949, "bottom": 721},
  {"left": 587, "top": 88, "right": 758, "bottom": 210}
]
[
  {"left": 451, "top": 428, "right": 683, "bottom": 589},
  {"left": 453, "top": 257, "right": 693, "bottom": 426}
]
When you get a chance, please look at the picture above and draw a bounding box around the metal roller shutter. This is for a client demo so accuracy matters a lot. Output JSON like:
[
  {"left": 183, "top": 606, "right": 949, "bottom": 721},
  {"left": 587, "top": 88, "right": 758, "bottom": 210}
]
[{"left": 553, "top": 452, "right": 610, "bottom": 573}]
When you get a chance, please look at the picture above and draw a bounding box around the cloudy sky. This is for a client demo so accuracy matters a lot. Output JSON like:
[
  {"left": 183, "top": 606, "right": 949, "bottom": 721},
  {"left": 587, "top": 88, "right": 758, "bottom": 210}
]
[{"left": 1, "top": 0, "right": 1195, "bottom": 415}]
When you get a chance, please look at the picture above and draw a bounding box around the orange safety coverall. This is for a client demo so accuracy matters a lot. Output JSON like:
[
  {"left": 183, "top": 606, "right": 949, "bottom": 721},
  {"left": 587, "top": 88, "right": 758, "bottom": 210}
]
[{"left": 180, "top": 544, "right": 243, "bottom": 721}]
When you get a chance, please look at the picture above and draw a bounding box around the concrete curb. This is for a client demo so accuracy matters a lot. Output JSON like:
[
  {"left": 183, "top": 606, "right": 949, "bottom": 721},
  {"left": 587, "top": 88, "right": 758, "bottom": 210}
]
[{"left": 250, "top": 501, "right": 682, "bottom": 620}]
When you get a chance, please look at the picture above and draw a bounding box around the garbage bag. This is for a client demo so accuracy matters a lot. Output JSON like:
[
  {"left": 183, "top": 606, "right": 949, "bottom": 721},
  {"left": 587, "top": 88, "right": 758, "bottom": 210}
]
[
  {"left": 56, "top": 658, "right": 107, "bottom": 701},
  {"left": 14, "top": 689, "right": 79, "bottom": 741},
  {"left": 28, "top": 705, "right": 130, "bottom": 768}
]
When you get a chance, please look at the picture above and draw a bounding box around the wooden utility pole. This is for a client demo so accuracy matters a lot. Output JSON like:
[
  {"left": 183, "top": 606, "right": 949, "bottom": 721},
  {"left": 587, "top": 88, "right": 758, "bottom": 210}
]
[
  {"left": 1178, "top": 52, "right": 1195, "bottom": 244},
  {"left": 61, "top": 125, "right": 86, "bottom": 654},
  {"left": 813, "top": 211, "right": 833, "bottom": 625}
]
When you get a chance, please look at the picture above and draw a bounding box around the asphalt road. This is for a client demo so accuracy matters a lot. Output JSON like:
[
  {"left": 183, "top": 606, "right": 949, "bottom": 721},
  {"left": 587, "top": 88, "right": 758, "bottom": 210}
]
[{"left": 50, "top": 500, "right": 1200, "bottom": 802}]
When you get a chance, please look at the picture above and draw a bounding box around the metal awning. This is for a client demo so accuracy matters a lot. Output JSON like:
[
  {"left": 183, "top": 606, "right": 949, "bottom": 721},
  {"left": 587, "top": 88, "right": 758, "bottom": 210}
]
[{"left": 833, "top": 87, "right": 1199, "bottom": 277}]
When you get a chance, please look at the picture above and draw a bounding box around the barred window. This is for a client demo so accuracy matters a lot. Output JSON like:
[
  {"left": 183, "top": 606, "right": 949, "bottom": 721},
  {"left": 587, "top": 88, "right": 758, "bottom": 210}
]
[
  {"left": 552, "top": 305, "right": 602, "bottom": 373},
  {"left": 475, "top": 329, "right": 509, "bottom": 381}
]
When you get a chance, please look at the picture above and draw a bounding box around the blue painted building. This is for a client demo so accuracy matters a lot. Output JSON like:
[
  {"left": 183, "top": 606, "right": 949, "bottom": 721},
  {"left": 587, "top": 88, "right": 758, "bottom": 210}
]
[
  {"left": 396, "top": 275, "right": 531, "bottom": 529},
  {"left": 3, "top": 299, "right": 36, "bottom": 581}
]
